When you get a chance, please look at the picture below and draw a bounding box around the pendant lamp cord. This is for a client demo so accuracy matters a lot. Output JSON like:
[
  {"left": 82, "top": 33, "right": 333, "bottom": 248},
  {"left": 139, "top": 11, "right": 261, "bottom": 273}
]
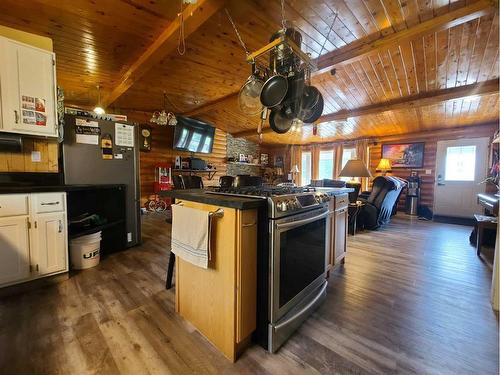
[{"left": 177, "top": 0, "right": 186, "bottom": 55}]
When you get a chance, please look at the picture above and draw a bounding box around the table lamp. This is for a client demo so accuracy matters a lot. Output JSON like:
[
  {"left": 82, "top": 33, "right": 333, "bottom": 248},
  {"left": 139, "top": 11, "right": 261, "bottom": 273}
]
[
  {"left": 376, "top": 158, "right": 392, "bottom": 176},
  {"left": 338, "top": 159, "right": 372, "bottom": 202}
]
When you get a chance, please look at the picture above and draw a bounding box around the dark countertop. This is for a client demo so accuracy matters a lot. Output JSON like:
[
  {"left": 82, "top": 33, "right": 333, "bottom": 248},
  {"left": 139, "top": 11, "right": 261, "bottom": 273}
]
[
  {"left": 0, "top": 184, "right": 126, "bottom": 194},
  {"left": 314, "top": 187, "right": 354, "bottom": 196},
  {"left": 159, "top": 189, "right": 267, "bottom": 210},
  {"left": 159, "top": 187, "right": 354, "bottom": 210}
]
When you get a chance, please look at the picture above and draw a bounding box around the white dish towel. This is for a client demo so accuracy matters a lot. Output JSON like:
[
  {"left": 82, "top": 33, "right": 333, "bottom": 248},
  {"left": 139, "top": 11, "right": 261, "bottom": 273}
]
[{"left": 171, "top": 204, "right": 210, "bottom": 269}]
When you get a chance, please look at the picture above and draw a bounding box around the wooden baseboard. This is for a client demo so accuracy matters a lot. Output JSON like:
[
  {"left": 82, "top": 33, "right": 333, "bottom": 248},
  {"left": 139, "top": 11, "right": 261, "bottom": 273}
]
[{"left": 0, "top": 272, "right": 69, "bottom": 299}]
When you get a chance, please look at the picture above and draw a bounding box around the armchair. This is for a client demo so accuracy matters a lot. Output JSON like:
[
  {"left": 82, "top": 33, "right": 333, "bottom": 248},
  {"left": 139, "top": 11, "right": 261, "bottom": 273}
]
[{"left": 358, "top": 176, "right": 407, "bottom": 230}]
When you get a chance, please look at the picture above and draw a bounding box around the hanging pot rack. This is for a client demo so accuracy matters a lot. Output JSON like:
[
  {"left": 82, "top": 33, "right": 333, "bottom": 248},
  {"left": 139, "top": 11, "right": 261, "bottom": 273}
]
[{"left": 245, "top": 33, "right": 316, "bottom": 72}]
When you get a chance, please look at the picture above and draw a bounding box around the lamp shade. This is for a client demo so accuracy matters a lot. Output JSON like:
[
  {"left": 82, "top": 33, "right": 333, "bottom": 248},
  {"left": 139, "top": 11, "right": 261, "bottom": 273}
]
[
  {"left": 338, "top": 159, "right": 372, "bottom": 178},
  {"left": 376, "top": 158, "right": 392, "bottom": 172}
]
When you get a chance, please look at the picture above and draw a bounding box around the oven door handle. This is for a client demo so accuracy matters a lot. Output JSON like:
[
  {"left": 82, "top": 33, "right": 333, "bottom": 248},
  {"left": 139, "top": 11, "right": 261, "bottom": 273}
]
[
  {"left": 274, "top": 281, "right": 328, "bottom": 330},
  {"left": 276, "top": 211, "right": 329, "bottom": 230}
]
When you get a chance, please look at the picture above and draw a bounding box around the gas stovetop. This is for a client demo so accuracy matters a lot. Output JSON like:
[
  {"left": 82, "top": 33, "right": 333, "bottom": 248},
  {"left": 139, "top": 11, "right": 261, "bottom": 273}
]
[
  {"left": 206, "top": 186, "right": 331, "bottom": 218},
  {"left": 206, "top": 185, "right": 316, "bottom": 198}
]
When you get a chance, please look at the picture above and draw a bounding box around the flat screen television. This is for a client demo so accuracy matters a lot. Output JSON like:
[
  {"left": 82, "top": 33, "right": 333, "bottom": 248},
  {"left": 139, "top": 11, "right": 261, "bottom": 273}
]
[{"left": 172, "top": 116, "right": 215, "bottom": 154}]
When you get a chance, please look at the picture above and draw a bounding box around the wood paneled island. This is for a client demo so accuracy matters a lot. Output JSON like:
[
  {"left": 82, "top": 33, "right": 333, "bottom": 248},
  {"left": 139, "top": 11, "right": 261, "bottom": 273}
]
[{"left": 162, "top": 191, "right": 265, "bottom": 362}]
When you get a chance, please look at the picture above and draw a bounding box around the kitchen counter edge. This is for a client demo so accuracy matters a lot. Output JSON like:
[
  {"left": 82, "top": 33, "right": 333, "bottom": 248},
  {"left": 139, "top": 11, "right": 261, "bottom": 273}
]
[
  {"left": 159, "top": 187, "right": 354, "bottom": 210},
  {"left": 0, "top": 184, "right": 127, "bottom": 194}
]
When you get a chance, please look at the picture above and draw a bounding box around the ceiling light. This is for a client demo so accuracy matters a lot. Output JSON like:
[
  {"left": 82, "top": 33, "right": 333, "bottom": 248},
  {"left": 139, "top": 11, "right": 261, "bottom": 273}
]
[
  {"left": 93, "top": 106, "right": 105, "bottom": 115},
  {"left": 151, "top": 92, "right": 177, "bottom": 126}
]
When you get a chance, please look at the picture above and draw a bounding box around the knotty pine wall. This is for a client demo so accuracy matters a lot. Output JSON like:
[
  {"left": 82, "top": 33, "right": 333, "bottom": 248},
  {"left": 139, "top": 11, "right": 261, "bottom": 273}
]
[
  {"left": 0, "top": 138, "right": 59, "bottom": 172},
  {"left": 138, "top": 124, "right": 227, "bottom": 205},
  {"left": 369, "top": 123, "right": 497, "bottom": 212}
]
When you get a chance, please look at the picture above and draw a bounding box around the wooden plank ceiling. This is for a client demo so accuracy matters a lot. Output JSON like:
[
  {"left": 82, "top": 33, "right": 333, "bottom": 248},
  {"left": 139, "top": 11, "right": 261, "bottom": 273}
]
[{"left": 0, "top": 0, "right": 497, "bottom": 145}]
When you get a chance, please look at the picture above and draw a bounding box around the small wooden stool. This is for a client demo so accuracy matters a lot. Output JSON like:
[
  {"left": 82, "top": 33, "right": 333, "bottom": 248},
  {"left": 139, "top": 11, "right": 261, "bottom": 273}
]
[{"left": 474, "top": 214, "right": 497, "bottom": 256}]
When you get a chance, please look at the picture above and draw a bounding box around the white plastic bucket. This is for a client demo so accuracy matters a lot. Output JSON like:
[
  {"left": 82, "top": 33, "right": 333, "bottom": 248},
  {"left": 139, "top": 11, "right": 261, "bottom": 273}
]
[{"left": 70, "top": 231, "right": 102, "bottom": 270}]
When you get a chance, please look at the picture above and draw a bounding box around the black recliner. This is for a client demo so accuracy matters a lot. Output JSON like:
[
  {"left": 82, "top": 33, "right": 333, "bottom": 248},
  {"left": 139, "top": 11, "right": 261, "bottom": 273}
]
[{"left": 358, "top": 176, "right": 407, "bottom": 230}]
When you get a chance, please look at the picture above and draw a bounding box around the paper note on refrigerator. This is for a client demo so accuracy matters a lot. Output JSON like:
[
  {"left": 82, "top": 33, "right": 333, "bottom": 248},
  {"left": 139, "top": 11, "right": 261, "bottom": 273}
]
[
  {"left": 115, "top": 123, "right": 134, "bottom": 147},
  {"left": 75, "top": 118, "right": 100, "bottom": 145}
]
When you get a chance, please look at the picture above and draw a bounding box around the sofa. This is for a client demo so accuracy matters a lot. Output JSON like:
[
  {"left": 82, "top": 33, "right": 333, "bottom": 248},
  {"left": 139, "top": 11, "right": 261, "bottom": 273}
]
[{"left": 357, "top": 176, "right": 407, "bottom": 230}]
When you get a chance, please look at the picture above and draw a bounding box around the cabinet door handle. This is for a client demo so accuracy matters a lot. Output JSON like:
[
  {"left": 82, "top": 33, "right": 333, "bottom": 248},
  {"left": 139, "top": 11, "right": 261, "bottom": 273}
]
[
  {"left": 34, "top": 221, "right": 37, "bottom": 229},
  {"left": 14, "top": 110, "right": 19, "bottom": 124},
  {"left": 41, "top": 201, "right": 60, "bottom": 206},
  {"left": 58, "top": 220, "right": 62, "bottom": 233}
]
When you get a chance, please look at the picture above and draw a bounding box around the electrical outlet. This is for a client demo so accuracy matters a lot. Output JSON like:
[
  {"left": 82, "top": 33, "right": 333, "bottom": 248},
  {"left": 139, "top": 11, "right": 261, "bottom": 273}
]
[
  {"left": 425, "top": 169, "right": 431, "bottom": 175},
  {"left": 31, "top": 151, "right": 41, "bottom": 162}
]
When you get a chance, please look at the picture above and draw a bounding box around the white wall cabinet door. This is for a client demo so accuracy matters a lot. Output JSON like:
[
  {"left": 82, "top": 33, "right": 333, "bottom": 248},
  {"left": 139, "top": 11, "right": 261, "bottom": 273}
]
[
  {"left": 0, "top": 36, "right": 57, "bottom": 137},
  {"left": 31, "top": 212, "right": 67, "bottom": 276},
  {"left": 0, "top": 216, "right": 30, "bottom": 285}
]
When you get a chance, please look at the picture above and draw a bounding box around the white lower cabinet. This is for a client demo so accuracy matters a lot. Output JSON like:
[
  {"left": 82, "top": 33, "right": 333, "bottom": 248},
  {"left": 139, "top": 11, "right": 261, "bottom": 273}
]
[
  {"left": 0, "top": 193, "right": 68, "bottom": 288},
  {"left": 30, "top": 211, "right": 67, "bottom": 276},
  {"left": 0, "top": 216, "right": 30, "bottom": 285}
]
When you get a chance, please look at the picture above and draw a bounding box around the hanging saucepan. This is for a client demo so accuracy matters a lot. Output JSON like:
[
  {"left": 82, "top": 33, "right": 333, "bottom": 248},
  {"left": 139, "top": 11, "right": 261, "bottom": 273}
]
[
  {"left": 260, "top": 55, "right": 288, "bottom": 108},
  {"left": 298, "top": 85, "right": 320, "bottom": 121},
  {"left": 303, "top": 92, "right": 324, "bottom": 123},
  {"left": 269, "top": 107, "right": 293, "bottom": 134},
  {"left": 238, "top": 63, "right": 264, "bottom": 115}
]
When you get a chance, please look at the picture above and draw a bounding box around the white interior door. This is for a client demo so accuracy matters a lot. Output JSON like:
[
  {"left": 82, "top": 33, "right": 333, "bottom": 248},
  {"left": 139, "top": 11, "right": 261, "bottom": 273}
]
[{"left": 434, "top": 137, "right": 490, "bottom": 218}]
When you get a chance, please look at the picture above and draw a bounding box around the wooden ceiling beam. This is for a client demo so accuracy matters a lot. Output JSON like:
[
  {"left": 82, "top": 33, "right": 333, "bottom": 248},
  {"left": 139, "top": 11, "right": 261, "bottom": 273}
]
[
  {"left": 184, "top": 91, "right": 238, "bottom": 116},
  {"left": 102, "top": 0, "right": 225, "bottom": 107},
  {"left": 315, "top": 0, "right": 494, "bottom": 74},
  {"left": 232, "top": 79, "right": 499, "bottom": 138}
]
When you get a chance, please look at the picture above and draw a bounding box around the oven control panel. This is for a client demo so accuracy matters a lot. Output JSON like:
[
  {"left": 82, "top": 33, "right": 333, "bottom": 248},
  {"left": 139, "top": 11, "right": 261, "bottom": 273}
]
[{"left": 271, "top": 193, "right": 330, "bottom": 216}]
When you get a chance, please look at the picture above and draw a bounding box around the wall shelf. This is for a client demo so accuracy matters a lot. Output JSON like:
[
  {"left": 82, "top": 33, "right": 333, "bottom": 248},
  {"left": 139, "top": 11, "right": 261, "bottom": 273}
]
[
  {"left": 173, "top": 169, "right": 217, "bottom": 180},
  {"left": 228, "top": 162, "right": 265, "bottom": 167}
]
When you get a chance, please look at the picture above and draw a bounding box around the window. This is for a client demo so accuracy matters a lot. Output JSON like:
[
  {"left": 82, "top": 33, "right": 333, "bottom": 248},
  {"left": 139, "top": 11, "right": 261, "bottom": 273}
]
[
  {"left": 341, "top": 148, "right": 357, "bottom": 169},
  {"left": 340, "top": 148, "right": 357, "bottom": 181},
  {"left": 301, "top": 151, "right": 312, "bottom": 186},
  {"left": 445, "top": 145, "right": 476, "bottom": 181},
  {"left": 319, "top": 150, "right": 334, "bottom": 180}
]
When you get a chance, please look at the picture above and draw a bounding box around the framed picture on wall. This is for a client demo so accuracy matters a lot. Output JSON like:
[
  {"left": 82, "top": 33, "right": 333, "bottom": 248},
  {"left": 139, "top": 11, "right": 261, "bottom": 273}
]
[
  {"left": 274, "top": 155, "right": 284, "bottom": 167},
  {"left": 260, "top": 153, "right": 269, "bottom": 166},
  {"left": 382, "top": 142, "right": 424, "bottom": 168}
]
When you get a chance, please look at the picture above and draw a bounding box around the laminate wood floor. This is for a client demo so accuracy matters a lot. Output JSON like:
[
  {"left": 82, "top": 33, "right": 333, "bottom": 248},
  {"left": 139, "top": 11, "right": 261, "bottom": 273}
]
[{"left": 0, "top": 213, "right": 497, "bottom": 374}]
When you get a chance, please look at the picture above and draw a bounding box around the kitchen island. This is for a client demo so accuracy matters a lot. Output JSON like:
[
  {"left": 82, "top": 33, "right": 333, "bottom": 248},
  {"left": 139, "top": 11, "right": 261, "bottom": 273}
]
[{"left": 160, "top": 187, "right": 352, "bottom": 361}]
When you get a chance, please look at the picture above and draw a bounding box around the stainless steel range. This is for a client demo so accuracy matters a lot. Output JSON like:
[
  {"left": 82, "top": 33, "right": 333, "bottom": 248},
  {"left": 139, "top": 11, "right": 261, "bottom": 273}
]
[{"left": 207, "top": 186, "right": 330, "bottom": 352}]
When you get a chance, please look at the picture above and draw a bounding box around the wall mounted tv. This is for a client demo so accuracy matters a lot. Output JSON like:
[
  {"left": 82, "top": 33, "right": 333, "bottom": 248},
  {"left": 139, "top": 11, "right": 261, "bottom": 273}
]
[{"left": 172, "top": 116, "right": 215, "bottom": 154}]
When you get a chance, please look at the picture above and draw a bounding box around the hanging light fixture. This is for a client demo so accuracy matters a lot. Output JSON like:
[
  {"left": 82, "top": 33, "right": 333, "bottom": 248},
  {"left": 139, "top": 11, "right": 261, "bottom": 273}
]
[
  {"left": 150, "top": 92, "right": 177, "bottom": 126},
  {"left": 93, "top": 85, "right": 105, "bottom": 115}
]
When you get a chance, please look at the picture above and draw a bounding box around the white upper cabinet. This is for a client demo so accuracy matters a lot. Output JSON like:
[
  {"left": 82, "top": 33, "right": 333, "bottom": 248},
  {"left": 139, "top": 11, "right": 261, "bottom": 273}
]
[{"left": 0, "top": 36, "right": 58, "bottom": 137}]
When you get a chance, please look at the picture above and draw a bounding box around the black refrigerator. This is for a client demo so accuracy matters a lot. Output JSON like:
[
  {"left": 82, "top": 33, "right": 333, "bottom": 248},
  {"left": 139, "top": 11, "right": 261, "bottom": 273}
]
[{"left": 62, "top": 114, "right": 141, "bottom": 248}]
